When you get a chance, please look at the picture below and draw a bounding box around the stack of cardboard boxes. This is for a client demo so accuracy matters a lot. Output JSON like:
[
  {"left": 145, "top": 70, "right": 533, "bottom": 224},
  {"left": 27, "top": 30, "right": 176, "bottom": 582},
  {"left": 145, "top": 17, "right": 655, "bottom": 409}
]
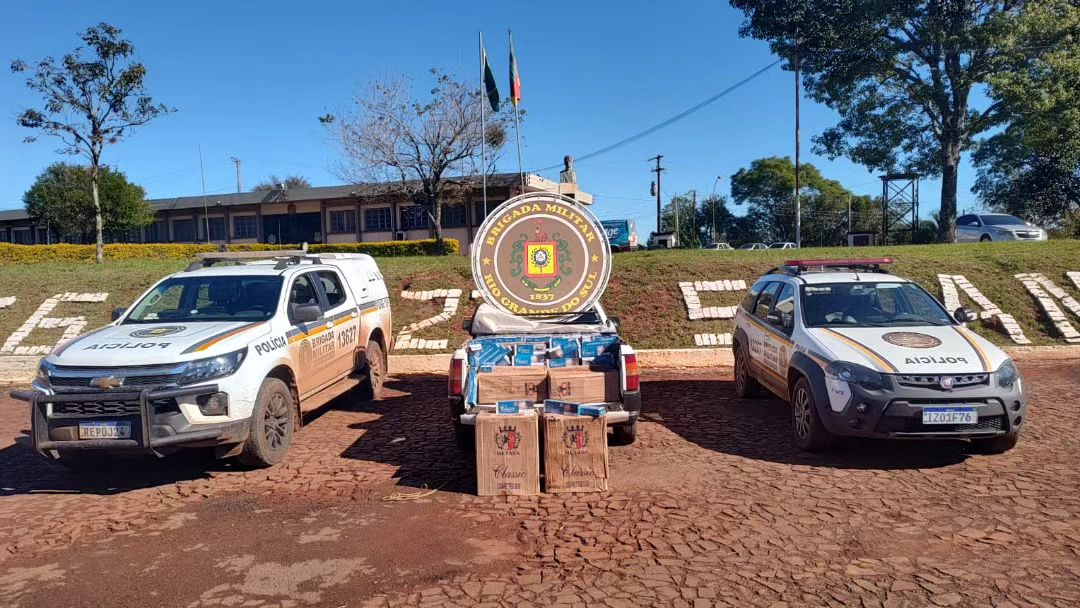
[{"left": 474, "top": 337, "right": 618, "bottom": 496}]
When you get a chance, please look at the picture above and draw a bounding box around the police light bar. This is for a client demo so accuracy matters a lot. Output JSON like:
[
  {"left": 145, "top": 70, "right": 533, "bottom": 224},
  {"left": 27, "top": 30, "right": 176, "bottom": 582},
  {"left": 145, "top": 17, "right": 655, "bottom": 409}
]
[{"left": 785, "top": 258, "right": 893, "bottom": 268}]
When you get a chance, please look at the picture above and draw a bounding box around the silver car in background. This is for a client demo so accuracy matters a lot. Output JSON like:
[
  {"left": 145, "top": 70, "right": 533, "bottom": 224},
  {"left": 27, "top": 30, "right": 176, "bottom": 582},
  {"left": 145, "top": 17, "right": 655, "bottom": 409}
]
[{"left": 956, "top": 213, "right": 1047, "bottom": 242}]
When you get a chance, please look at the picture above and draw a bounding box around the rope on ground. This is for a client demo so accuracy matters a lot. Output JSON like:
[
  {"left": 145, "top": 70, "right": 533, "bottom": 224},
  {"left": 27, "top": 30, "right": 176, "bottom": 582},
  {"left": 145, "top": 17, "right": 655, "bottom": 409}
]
[{"left": 382, "top": 484, "right": 443, "bottom": 501}]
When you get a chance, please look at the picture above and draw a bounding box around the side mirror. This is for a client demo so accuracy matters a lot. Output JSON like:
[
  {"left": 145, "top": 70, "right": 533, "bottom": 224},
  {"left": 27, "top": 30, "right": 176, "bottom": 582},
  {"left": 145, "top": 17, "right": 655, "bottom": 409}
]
[
  {"left": 461, "top": 319, "right": 473, "bottom": 332},
  {"left": 954, "top": 307, "right": 976, "bottom": 323},
  {"left": 111, "top": 307, "right": 127, "bottom": 322},
  {"left": 291, "top": 303, "right": 322, "bottom": 324}
]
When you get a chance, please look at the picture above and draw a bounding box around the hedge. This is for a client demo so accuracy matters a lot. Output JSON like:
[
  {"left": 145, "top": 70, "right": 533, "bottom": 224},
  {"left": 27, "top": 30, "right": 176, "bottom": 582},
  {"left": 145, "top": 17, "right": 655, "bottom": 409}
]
[{"left": 0, "top": 238, "right": 460, "bottom": 263}]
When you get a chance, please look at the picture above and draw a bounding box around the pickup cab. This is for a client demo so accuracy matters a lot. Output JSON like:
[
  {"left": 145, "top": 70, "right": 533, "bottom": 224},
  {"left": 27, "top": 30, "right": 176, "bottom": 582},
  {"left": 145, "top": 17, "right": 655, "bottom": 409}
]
[
  {"left": 13, "top": 251, "right": 392, "bottom": 468},
  {"left": 448, "top": 302, "right": 641, "bottom": 448}
]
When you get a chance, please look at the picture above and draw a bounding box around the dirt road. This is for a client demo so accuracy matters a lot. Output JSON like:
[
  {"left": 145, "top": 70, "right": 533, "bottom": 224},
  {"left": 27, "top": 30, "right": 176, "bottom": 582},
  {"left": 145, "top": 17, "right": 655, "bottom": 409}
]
[{"left": 1, "top": 363, "right": 1079, "bottom": 607}]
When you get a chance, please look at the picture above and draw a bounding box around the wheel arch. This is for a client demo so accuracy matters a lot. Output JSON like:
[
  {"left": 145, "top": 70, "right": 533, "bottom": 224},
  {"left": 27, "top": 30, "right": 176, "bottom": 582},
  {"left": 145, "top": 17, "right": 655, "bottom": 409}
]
[
  {"left": 265, "top": 363, "right": 301, "bottom": 429},
  {"left": 788, "top": 352, "right": 843, "bottom": 434}
]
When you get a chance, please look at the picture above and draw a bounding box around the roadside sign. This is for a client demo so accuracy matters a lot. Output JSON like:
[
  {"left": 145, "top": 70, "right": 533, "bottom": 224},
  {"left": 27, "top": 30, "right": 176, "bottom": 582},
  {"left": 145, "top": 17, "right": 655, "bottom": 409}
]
[{"left": 471, "top": 193, "right": 612, "bottom": 316}]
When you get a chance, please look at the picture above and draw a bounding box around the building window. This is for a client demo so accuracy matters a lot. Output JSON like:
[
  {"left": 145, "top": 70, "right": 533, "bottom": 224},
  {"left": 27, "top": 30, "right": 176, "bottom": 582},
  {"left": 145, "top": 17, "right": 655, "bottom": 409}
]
[
  {"left": 0, "top": 228, "right": 8, "bottom": 243},
  {"left": 329, "top": 209, "right": 356, "bottom": 234},
  {"left": 172, "top": 219, "right": 196, "bottom": 242},
  {"left": 12, "top": 229, "right": 33, "bottom": 245},
  {"left": 233, "top": 216, "right": 257, "bottom": 239},
  {"left": 473, "top": 201, "right": 494, "bottom": 226},
  {"left": 400, "top": 205, "right": 429, "bottom": 230},
  {"left": 443, "top": 204, "right": 466, "bottom": 228},
  {"left": 36, "top": 227, "right": 49, "bottom": 244},
  {"left": 207, "top": 217, "right": 227, "bottom": 242},
  {"left": 147, "top": 220, "right": 168, "bottom": 243},
  {"left": 364, "top": 207, "right": 392, "bottom": 232}
]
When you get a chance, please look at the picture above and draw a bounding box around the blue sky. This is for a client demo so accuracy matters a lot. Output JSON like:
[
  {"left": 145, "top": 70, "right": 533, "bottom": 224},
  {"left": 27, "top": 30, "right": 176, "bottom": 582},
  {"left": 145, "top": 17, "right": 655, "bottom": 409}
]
[{"left": 0, "top": 0, "right": 986, "bottom": 228}]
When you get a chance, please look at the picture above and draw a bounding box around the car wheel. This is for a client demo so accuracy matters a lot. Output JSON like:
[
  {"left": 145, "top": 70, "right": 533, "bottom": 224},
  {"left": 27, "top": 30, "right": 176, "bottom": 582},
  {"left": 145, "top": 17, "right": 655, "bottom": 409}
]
[
  {"left": 971, "top": 430, "right": 1020, "bottom": 454},
  {"left": 239, "top": 378, "right": 294, "bottom": 468},
  {"left": 734, "top": 343, "right": 761, "bottom": 398},
  {"left": 454, "top": 421, "right": 475, "bottom": 452},
  {"left": 610, "top": 421, "right": 638, "bottom": 445},
  {"left": 791, "top": 377, "right": 832, "bottom": 452},
  {"left": 980, "top": 234, "right": 992, "bottom": 242},
  {"left": 357, "top": 340, "right": 386, "bottom": 401}
]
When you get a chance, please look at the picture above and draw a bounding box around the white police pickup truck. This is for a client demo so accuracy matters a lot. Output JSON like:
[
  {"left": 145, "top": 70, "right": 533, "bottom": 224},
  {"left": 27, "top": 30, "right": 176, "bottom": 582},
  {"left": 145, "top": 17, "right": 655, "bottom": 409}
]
[
  {"left": 733, "top": 258, "right": 1026, "bottom": 454},
  {"left": 12, "top": 251, "right": 392, "bottom": 468}
]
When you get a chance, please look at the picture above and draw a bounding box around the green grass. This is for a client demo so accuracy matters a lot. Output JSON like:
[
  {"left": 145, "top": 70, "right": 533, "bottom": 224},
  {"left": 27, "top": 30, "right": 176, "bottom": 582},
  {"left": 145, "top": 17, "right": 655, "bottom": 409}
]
[{"left": 1, "top": 241, "right": 1078, "bottom": 353}]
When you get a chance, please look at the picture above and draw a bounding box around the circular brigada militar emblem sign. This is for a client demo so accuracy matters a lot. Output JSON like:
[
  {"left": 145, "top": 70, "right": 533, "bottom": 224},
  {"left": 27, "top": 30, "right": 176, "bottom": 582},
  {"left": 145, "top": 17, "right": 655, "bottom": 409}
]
[{"left": 472, "top": 193, "right": 611, "bottom": 315}]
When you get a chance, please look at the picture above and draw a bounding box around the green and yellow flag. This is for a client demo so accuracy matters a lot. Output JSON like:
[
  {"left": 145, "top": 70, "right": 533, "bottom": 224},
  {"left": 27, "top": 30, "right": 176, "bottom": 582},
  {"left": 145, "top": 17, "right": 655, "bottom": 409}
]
[{"left": 482, "top": 42, "right": 500, "bottom": 113}]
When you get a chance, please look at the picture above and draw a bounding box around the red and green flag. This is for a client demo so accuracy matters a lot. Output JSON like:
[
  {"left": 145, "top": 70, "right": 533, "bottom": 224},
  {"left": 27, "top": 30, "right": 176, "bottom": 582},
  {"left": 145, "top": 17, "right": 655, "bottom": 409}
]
[
  {"left": 482, "top": 42, "right": 500, "bottom": 113},
  {"left": 509, "top": 31, "right": 522, "bottom": 107}
]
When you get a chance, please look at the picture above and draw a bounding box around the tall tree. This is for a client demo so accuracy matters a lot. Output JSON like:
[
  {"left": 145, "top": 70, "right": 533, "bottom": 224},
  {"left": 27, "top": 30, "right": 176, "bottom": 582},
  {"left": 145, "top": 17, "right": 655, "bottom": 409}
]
[
  {"left": 11, "top": 22, "right": 174, "bottom": 262},
  {"left": 23, "top": 163, "right": 154, "bottom": 243},
  {"left": 253, "top": 175, "right": 312, "bottom": 191},
  {"left": 658, "top": 193, "right": 705, "bottom": 248},
  {"left": 973, "top": 0, "right": 1080, "bottom": 230},
  {"left": 697, "top": 194, "right": 738, "bottom": 244},
  {"left": 323, "top": 69, "right": 510, "bottom": 253},
  {"left": 730, "top": 0, "right": 1049, "bottom": 242}
]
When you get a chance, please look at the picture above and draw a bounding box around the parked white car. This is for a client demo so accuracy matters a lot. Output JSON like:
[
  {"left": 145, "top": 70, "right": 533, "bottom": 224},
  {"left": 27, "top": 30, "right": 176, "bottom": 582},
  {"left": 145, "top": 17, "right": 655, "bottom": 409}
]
[
  {"left": 769, "top": 242, "right": 798, "bottom": 249},
  {"left": 956, "top": 214, "right": 1047, "bottom": 242},
  {"left": 738, "top": 243, "right": 768, "bottom": 250},
  {"left": 13, "top": 251, "right": 392, "bottom": 469},
  {"left": 704, "top": 242, "right": 733, "bottom": 251},
  {"left": 732, "top": 257, "right": 1025, "bottom": 454}
]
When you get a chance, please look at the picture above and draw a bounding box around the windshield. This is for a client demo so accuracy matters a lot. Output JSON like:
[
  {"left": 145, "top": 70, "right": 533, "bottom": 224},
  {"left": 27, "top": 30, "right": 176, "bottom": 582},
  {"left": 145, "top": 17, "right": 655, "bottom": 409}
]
[
  {"left": 125, "top": 276, "right": 283, "bottom": 323},
  {"left": 982, "top": 215, "right": 1026, "bottom": 226},
  {"left": 801, "top": 282, "right": 954, "bottom": 328}
]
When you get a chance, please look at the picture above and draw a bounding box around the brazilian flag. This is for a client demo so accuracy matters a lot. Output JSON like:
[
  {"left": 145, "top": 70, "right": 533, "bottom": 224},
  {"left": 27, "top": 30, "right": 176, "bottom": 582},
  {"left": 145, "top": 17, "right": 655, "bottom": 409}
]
[{"left": 482, "top": 45, "right": 500, "bottom": 113}]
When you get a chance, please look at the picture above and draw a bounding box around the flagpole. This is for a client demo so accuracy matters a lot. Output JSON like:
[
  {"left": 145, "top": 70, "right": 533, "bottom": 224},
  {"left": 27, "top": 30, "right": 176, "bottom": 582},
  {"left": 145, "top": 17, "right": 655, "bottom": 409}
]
[
  {"left": 480, "top": 31, "right": 488, "bottom": 217},
  {"left": 510, "top": 30, "right": 525, "bottom": 193}
]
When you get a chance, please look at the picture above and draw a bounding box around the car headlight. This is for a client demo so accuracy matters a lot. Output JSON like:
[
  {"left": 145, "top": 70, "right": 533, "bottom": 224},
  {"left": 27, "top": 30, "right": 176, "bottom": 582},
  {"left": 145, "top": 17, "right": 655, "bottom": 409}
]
[
  {"left": 993, "top": 227, "right": 1013, "bottom": 235},
  {"left": 996, "top": 359, "right": 1019, "bottom": 389},
  {"left": 825, "top": 360, "right": 884, "bottom": 390},
  {"left": 177, "top": 349, "right": 247, "bottom": 386},
  {"left": 35, "top": 361, "right": 52, "bottom": 388}
]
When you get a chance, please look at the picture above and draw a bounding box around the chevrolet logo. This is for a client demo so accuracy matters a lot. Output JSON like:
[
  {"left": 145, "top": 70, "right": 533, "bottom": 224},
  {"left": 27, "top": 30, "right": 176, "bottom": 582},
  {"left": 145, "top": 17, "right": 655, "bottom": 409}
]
[{"left": 89, "top": 376, "right": 125, "bottom": 389}]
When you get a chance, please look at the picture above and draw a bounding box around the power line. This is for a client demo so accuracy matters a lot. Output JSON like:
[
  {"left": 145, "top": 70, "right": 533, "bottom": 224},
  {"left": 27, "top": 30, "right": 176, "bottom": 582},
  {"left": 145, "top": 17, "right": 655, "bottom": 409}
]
[{"left": 529, "top": 58, "right": 782, "bottom": 173}]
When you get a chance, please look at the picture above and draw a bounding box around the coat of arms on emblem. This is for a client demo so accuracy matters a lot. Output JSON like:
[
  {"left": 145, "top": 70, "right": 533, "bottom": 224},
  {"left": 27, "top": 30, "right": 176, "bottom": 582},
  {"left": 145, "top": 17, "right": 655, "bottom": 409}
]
[
  {"left": 563, "top": 424, "right": 588, "bottom": 450},
  {"left": 511, "top": 221, "right": 572, "bottom": 292},
  {"left": 495, "top": 425, "right": 520, "bottom": 450}
]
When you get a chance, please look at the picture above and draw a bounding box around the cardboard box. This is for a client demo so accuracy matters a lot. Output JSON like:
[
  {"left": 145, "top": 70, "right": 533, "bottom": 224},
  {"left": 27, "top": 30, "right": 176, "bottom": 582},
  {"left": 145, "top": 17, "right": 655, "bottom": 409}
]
[
  {"left": 547, "top": 366, "right": 620, "bottom": 403},
  {"left": 475, "top": 411, "right": 541, "bottom": 496},
  {"left": 477, "top": 366, "right": 548, "bottom": 403},
  {"left": 543, "top": 414, "right": 609, "bottom": 493}
]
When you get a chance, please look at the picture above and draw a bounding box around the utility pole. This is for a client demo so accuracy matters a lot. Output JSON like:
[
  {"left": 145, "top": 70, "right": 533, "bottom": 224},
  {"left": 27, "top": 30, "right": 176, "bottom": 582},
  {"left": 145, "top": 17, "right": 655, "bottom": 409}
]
[
  {"left": 691, "top": 189, "right": 697, "bottom": 248},
  {"left": 199, "top": 144, "right": 210, "bottom": 243},
  {"left": 848, "top": 195, "right": 853, "bottom": 233},
  {"left": 649, "top": 155, "right": 664, "bottom": 234},
  {"left": 711, "top": 176, "right": 721, "bottom": 243},
  {"left": 794, "top": 31, "right": 802, "bottom": 248},
  {"left": 231, "top": 157, "right": 242, "bottom": 193}
]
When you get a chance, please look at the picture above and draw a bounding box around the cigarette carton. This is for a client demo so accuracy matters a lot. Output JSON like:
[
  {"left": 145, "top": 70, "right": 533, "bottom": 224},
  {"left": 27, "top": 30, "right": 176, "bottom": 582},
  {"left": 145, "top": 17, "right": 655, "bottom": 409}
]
[{"left": 475, "top": 411, "right": 541, "bottom": 496}]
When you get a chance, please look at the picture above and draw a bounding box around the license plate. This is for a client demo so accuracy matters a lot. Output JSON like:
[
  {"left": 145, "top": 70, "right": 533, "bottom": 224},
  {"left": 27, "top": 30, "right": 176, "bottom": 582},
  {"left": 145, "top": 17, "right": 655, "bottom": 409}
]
[
  {"left": 921, "top": 407, "right": 977, "bottom": 425},
  {"left": 78, "top": 421, "right": 132, "bottom": 439}
]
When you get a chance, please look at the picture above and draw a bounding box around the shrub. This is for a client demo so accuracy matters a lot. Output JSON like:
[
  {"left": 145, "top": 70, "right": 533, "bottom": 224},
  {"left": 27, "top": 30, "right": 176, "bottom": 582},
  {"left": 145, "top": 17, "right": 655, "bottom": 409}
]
[{"left": 0, "top": 238, "right": 459, "bottom": 264}]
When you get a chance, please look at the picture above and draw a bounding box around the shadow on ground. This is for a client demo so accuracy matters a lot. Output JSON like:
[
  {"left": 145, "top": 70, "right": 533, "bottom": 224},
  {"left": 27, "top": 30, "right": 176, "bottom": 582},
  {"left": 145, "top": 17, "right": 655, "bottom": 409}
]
[{"left": 645, "top": 375, "right": 971, "bottom": 470}]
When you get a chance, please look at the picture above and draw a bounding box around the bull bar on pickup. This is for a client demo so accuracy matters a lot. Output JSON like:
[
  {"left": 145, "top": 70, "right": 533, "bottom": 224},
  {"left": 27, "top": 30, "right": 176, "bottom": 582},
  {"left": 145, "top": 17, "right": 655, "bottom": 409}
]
[{"left": 11, "top": 384, "right": 229, "bottom": 454}]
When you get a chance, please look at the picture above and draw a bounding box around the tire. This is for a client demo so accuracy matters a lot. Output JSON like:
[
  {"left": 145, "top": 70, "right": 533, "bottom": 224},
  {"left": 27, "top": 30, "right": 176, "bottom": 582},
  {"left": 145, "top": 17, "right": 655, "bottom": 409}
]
[
  {"left": 357, "top": 340, "right": 386, "bottom": 402},
  {"left": 791, "top": 377, "right": 833, "bottom": 452},
  {"left": 980, "top": 234, "right": 992, "bottom": 242},
  {"left": 239, "top": 378, "right": 295, "bottom": 468},
  {"left": 610, "top": 421, "right": 638, "bottom": 446},
  {"left": 971, "top": 430, "right": 1020, "bottom": 454},
  {"left": 454, "top": 421, "right": 475, "bottom": 452},
  {"left": 734, "top": 342, "right": 761, "bottom": 398}
]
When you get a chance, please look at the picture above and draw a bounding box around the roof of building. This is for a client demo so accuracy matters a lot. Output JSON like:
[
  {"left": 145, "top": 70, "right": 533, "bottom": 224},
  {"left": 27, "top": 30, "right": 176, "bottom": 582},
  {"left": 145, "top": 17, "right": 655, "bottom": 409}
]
[{"left": 0, "top": 173, "right": 556, "bottom": 223}]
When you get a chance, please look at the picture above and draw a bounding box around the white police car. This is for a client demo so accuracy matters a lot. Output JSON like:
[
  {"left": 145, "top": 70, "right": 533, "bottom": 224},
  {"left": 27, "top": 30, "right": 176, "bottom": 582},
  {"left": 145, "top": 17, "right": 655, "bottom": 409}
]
[{"left": 732, "top": 258, "right": 1025, "bottom": 453}]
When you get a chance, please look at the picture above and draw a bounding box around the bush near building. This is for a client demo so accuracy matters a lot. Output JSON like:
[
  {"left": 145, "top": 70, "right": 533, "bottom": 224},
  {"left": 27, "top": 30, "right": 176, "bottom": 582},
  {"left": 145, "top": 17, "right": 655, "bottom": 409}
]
[{"left": 0, "top": 239, "right": 459, "bottom": 263}]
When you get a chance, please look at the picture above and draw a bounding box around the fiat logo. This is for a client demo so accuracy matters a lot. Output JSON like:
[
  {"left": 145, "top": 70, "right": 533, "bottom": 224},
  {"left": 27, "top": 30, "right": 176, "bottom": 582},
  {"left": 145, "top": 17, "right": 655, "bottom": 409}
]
[{"left": 939, "top": 376, "right": 955, "bottom": 390}]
